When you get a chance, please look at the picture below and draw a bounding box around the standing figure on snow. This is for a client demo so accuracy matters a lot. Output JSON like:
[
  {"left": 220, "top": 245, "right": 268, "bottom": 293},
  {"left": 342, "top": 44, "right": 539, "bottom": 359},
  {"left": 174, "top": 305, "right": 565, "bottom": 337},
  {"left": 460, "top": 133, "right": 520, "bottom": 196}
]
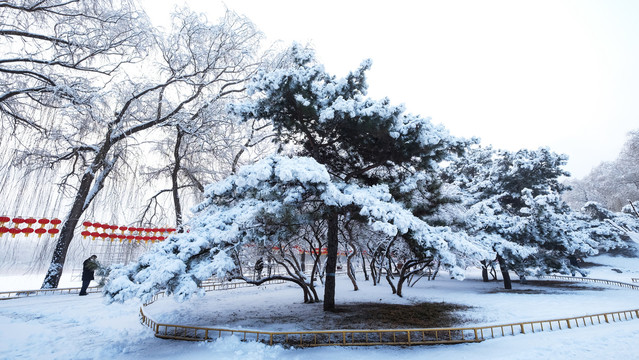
[
  {"left": 79, "top": 255, "right": 99, "bottom": 296},
  {"left": 254, "top": 257, "right": 264, "bottom": 280}
]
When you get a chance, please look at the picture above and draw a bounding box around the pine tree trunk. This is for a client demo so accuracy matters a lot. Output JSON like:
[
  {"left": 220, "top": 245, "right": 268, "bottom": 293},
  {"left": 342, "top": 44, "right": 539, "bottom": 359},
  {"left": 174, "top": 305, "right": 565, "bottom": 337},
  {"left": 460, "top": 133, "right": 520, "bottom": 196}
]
[
  {"left": 361, "top": 252, "right": 369, "bottom": 281},
  {"left": 323, "top": 211, "right": 339, "bottom": 311},
  {"left": 300, "top": 252, "right": 306, "bottom": 273},
  {"left": 346, "top": 243, "right": 358, "bottom": 291},
  {"left": 496, "top": 254, "right": 512, "bottom": 289},
  {"left": 481, "top": 260, "right": 489, "bottom": 282}
]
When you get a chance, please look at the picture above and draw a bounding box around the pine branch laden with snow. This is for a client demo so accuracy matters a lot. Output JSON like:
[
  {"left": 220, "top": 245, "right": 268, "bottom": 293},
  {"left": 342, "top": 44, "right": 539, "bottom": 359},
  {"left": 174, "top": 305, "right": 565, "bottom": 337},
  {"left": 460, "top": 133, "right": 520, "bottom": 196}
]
[
  {"left": 231, "top": 44, "right": 471, "bottom": 185},
  {"left": 105, "top": 155, "right": 486, "bottom": 303},
  {"left": 582, "top": 201, "right": 639, "bottom": 246}
]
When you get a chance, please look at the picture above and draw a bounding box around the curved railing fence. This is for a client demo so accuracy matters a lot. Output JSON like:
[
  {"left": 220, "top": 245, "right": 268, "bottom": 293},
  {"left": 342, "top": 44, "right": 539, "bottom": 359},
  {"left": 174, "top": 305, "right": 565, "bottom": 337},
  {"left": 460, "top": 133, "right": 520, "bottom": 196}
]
[
  {"left": 138, "top": 305, "right": 639, "bottom": 346},
  {"left": 540, "top": 274, "right": 639, "bottom": 290},
  {"left": 0, "top": 285, "right": 101, "bottom": 300},
  {"left": 137, "top": 274, "right": 639, "bottom": 347}
]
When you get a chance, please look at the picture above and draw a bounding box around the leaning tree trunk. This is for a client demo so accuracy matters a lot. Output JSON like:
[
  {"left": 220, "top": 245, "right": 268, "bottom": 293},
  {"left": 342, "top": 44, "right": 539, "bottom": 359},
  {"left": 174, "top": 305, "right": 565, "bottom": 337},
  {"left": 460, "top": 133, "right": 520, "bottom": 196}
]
[
  {"left": 346, "top": 243, "right": 358, "bottom": 291},
  {"left": 171, "top": 126, "right": 184, "bottom": 228},
  {"left": 41, "top": 144, "right": 113, "bottom": 289},
  {"left": 496, "top": 254, "right": 512, "bottom": 289},
  {"left": 323, "top": 211, "right": 339, "bottom": 311}
]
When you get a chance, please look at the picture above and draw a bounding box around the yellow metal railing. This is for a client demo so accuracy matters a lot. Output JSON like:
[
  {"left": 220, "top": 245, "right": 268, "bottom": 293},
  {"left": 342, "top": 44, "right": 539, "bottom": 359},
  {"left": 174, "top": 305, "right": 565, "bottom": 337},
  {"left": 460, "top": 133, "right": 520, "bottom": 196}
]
[
  {"left": 540, "top": 275, "right": 639, "bottom": 290},
  {"left": 0, "top": 285, "right": 101, "bottom": 299},
  {"left": 135, "top": 273, "right": 639, "bottom": 346},
  {"left": 199, "top": 279, "right": 286, "bottom": 292},
  {"left": 138, "top": 301, "right": 639, "bottom": 346},
  {"left": 0, "top": 278, "right": 286, "bottom": 300}
]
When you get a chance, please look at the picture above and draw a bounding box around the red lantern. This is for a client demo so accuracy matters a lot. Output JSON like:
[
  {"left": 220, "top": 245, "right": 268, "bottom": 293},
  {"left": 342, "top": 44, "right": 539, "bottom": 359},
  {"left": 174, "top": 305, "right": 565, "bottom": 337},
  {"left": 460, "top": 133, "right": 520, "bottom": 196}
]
[
  {"left": 135, "top": 236, "right": 143, "bottom": 243},
  {"left": 109, "top": 225, "right": 118, "bottom": 232},
  {"left": 24, "top": 218, "right": 37, "bottom": 228},
  {"left": 9, "top": 228, "right": 21, "bottom": 237},
  {"left": 119, "top": 226, "right": 128, "bottom": 234},
  {"left": 108, "top": 233, "right": 117, "bottom": 242},
  {"left": 143, "top": 236, "right": 150, "bottom": 243},
  {"left": 126, "top": 235, "right": 134, "bottom": 243},
  {"left": 82, "top": 221, "right": 92, "bottom": 230},
  {"left": 81, "top": 230, "right": 91, "bottom": 239},
  {"left": 90, "top": 232, "right": 99, "bottom": 240},
  {"left": 35, "top": 228, "right": 47, "bottom": 237},
  {"left": 117, "top": 234, "right": 125, "bottom": 242},
  {"left": 0, "top": 216, "right": 9, "bottom": 226},
  {"left": 158, "top": 228, "right": 166, "bottom": 233},
  {"left": 99, "top": 232, "right": 108, "bottom": 240},
  {"left": 48, "top": 228, "right": 60, "bottom": 237},
  {"left": 12, "top": 218, "right": 24, "bottom": 227},
  {"left": 22, "top": 228, "right": 34, "bottom": 237},
  {"left": 50, "top": 219, "right": 62, "bottom": 228},
  {"left": 38, "top": 218, "right": 50, "bottom": 228},
  {"left": 0, "top": 226, "right": 9, "bottom": 236}
]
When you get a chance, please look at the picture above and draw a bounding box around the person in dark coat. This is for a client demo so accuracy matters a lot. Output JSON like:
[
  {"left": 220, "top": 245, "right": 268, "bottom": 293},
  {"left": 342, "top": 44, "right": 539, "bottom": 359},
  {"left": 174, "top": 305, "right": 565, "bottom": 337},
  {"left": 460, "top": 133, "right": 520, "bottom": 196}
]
[
  {"left": 254, "top": 257, "right": 264, "bottom": 280},
  {"left": 79, "top": 255, "right": 98, "bottom": 296}
]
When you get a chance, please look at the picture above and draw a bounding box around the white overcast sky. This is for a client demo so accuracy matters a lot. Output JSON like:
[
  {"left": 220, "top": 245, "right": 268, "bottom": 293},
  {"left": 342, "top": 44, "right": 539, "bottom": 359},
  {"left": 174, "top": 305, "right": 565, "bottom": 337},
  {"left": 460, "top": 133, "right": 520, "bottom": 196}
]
[{"left": 140, "top": 0, "right": 639, "bottom": 178}]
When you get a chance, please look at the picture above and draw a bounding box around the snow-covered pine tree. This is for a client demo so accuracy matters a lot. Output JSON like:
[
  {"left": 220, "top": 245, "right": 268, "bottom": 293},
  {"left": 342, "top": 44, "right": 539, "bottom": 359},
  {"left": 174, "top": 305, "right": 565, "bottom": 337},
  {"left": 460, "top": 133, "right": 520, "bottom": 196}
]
[
  {"left": 104, "top": 45, "right": 486, "bottom": 306},
  {"left": 446, "top": 146, "right": 626, "bottom": 289},
  {"left": 104, "top": 156, "right": 484, "bottom": 304},
  {"left": 231, "top": 44, "right": 470, "bottom": 310},
  {"left": 581, "top": 201, "right": 639, "bottom": 247}
]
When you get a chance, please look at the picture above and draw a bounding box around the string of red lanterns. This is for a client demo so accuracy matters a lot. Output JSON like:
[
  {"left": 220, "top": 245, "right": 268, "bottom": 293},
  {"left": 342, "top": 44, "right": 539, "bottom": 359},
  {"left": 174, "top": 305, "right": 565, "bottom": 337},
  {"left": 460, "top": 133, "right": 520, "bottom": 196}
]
[
  {"left": 0, "top": 216, "right": 174, "bottom": 244},
  {"left": 0, "top": 216, "right": 61, "bottom": 238},
  {"left": 80, "top": 221, "right": 176, "bottom": 244}
]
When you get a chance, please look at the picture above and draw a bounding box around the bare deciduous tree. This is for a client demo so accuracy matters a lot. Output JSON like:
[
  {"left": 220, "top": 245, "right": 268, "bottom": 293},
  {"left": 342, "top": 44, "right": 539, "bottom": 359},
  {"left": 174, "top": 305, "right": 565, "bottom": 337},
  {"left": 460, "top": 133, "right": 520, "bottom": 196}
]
[{"left": 1, "top": 1, "right": 267, "bottom": 288}]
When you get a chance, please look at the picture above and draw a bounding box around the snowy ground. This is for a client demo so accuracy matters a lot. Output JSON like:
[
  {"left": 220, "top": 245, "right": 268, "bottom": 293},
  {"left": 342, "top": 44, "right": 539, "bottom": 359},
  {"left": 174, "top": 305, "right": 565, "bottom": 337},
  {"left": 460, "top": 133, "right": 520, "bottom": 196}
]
[{"left": 1, "top": 254, "right": 639, "bottom": 360}]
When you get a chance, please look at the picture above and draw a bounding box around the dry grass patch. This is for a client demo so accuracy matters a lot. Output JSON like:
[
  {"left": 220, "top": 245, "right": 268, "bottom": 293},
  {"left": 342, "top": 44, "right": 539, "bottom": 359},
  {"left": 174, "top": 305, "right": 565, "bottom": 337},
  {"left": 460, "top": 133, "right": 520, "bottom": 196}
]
[{"left": 320, "top": 302, "right": 472, "bottom": 329}]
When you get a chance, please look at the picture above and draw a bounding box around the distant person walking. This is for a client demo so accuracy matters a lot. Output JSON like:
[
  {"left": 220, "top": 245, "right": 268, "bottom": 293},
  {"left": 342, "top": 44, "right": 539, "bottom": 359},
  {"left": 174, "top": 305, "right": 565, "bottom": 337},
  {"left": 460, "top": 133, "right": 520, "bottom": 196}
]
[
  {"left": 255, "top": 257, "right": 264, "bottom": 280},
  {"left": 79, "top": 255, "right": 99, "bottom": 296}
]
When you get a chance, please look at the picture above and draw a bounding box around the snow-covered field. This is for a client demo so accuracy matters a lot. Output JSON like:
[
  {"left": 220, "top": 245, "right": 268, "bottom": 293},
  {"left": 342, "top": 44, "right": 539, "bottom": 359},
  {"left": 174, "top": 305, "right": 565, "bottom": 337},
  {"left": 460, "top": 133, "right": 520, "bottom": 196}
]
[{"left": 2, "top": 254, "right": 639, "bottom": 360}]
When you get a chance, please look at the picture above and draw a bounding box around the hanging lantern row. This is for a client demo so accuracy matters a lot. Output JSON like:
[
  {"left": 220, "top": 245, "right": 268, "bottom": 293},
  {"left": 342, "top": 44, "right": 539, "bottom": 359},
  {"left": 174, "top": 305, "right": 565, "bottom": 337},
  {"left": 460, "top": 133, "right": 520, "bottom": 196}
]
[
  {"left": 81, "top": 221, "right": 177, "bottom": 238},
  {"left": 0, "top": 216, "right": 62, "bottom": 228},
  {"left": 80, "top": 231, "right": 168, "bottom": 243},
  {"left": 0, "top": 216, "right": 62, "bottom": 238},
  {"left": 0, "top": 226, "right": 60, "bottom": 238}
]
